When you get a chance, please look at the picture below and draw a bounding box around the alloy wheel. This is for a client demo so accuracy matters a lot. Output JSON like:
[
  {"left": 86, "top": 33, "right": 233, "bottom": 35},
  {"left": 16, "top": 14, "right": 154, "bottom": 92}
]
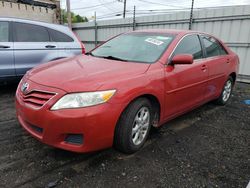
[
  {"left": 131, "top": 106, "right": 150, "bottom": 145},
  {"left": 222, "top": 80, "right": 232, "bottom": 102}
]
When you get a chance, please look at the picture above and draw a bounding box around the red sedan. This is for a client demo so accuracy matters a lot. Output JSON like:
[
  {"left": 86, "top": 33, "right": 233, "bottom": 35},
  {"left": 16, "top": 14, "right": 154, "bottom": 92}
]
[{"left": 16, "top": 29, "right": 239, "bottom": 153}]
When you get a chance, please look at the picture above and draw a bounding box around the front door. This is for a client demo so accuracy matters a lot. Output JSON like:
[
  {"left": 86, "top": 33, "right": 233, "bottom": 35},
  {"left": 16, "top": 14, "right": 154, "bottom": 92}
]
[{"left": 164, "top": 34, "right": 209, "bottom": 119}]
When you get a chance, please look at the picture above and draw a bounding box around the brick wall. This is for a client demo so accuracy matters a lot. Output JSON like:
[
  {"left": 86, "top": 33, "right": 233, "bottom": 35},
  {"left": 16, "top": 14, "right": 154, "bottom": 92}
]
[{"left": 0, "top": 0, "right": 60, "bottom": 23}]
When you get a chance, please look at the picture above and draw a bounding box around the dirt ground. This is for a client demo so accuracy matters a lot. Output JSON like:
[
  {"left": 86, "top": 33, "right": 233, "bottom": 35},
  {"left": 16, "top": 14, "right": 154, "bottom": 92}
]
[{"left": 0, "top": 82, "right": 249, "bottom": 188}]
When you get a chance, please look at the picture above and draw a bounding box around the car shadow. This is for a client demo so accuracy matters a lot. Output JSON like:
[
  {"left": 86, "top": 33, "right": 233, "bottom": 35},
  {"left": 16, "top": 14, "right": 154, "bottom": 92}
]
[
  {"left": 149, "top": 101, "right": 219, "bottom": 140},
  {"left": 48, "top": 101, "right": 219, "bottom": 161},
  {"left": 0, "top": 82, "right": 19, "bottom": 95}
]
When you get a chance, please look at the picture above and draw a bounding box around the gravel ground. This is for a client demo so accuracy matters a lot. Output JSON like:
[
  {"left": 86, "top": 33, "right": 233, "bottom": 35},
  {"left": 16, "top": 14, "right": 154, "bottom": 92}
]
[{"left": 0, "top": 82, "right": 249, "bottom": 188}]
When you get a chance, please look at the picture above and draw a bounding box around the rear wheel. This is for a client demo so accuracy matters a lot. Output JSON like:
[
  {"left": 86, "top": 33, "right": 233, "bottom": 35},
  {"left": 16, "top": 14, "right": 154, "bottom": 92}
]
[
  {"left": 114, "top": 98, "right": 153, "bottom": 154},
  {"left": 215, "top": 76, "right": 234, "bottom": 105}
]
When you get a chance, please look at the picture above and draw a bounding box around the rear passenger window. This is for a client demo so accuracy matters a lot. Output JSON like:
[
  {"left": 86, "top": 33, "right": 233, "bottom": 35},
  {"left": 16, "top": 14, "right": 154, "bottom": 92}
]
[
  {"left": 48, "top": 29, "right": 73, "bottom": 42},
  {"left": 14, "top": 22, "right": 49, "bottom": 42},
  {"left": 173, "top": 35, "right": 203, "bottom": 60},
  {"left": 202, "top": 36, "right": 227, "bottom": 57},
  {"left": 0, "top": 22, "right": 9, "bottom": 42}
]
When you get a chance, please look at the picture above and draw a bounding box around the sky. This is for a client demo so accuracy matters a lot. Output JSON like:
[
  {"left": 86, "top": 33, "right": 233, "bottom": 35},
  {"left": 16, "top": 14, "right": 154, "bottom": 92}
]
[{"left": 60, "top": 0, "right": 250, "bottom": 20}]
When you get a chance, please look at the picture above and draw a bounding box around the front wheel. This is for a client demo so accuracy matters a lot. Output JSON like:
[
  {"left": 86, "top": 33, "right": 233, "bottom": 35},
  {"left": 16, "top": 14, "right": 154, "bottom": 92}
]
[
  {"left": 114, "top": 98, "right": 153, "bottom": 154},
  {"left": 215, "top": 76, "right": 234, "bottom": 105}
]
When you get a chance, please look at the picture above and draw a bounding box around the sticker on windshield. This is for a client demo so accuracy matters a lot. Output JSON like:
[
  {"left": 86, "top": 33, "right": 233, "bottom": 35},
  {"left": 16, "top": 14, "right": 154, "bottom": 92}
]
[
  {"left": 145, "top": 38, "right": 164, "bottom": 46},
  {"left": 156, "top": 36, "right": 171, "bottom": 40}
]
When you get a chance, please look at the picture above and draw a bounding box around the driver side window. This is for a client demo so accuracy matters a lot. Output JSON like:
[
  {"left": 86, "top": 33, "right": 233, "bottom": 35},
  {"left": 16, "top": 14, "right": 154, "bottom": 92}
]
[{"left": 173, "top": 35, "right": 203, "bottom": 60}]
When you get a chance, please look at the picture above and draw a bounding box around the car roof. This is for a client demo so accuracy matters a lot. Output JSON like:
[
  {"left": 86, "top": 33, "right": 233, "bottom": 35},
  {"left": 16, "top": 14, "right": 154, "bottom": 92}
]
[
  {"left": 0, "top": 17, "right": 69, "bottom": 31},
  {"left": 129, "top": 29, "right": 210, "bottom": 37},
  {"left": 0, "top": 17, "right": 76, "bottom": 38}
]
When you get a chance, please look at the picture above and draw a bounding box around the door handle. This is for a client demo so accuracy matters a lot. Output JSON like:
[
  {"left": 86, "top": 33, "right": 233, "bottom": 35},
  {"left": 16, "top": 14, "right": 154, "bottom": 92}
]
[
  {"left": 201, "top": 64, "right": 207, "bottom": 71},
  {"left": 0, "top": 45, "right": 10, "bottom": 49},
  {"left": 226, "top": 58, "right": 230, "bottom": 64},
  {"left": 45, "top": 45, "right": 56, "bottom": 48}
]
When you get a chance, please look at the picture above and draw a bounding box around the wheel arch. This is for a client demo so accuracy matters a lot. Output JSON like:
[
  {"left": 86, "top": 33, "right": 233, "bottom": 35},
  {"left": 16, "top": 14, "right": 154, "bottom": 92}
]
[
  {"left": 229, "top": 72, "right": 236, "bottom": 84},
  {"left": 118, "top": 93, "right": 162, "bottom": 127},
  {"left": 113, "top": 93, "right": 162, "bottom": 153}
]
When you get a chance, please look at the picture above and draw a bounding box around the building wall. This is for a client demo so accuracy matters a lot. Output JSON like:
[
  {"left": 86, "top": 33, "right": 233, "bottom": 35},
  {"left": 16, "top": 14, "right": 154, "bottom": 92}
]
[
  {"left": 73, "top": 5, "right": 250, "bottom": 82},
  {"left": 0, "top": 0, "right": 59, "bottom": 23}
]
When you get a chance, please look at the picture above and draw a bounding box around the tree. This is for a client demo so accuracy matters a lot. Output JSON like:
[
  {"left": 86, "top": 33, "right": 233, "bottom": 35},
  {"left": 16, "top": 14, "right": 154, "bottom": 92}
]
[{"left": 61, "top": 9, "right": 88, "bottom": 24}]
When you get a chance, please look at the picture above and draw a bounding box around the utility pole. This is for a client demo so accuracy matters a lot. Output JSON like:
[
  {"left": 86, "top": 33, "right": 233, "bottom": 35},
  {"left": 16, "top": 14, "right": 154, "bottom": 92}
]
[
  {"left": 123, "top": 0, "right": 127, "bottom": 18},
  {"left": 188, "top": 0, "right": 194, "bottom": 30},
  {"left": 66, "top": 0, "right": 72, "bottom": 29}
]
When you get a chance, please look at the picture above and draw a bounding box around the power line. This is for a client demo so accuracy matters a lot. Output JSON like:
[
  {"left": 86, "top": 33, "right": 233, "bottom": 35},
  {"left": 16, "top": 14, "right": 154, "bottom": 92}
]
[
  {"left": 95, "top": 10, "right": 124, "bottom": 18},
  {"left": 71, "top": 1, "right": 117, "bottom": 10},
  {"left": 137, "top": 0, "right": 188, "bottom": 8},
  {"left": 96, "top": 8, "right": 188, "bottom": 19},
  {"left": 99, "top": 0, "right": 117, "bottom": 12},
  {"left": 96, "top": 9, "right": 183, "bottom": 19},
  {"left": 83, "top": 4, "right": 247, "bottom": 21},
  {"left": 125, "top": 4, "right": 239, "bottom": 13},
  {"left": 131, "top": 8, "right": 189, "bottom": 12},
  {"left": 97, "top": 12, "right": 123, "bottom": 19}
]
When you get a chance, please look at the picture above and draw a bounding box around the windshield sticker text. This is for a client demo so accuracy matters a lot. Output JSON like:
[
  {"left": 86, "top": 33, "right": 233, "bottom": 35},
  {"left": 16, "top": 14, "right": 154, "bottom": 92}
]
[{"left": 145, "top": 38, "right": 164, "bottom": 46}]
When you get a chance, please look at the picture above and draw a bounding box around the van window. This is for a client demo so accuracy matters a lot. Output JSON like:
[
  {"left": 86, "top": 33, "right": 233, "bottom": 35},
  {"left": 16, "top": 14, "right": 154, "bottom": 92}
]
[
  {"left": 0, "top": 22, "right": 9, "bottom": 42},
  {"left": 173, "top": 35, "right": 203, "bottom": 60},
  {"left": 202, "top": 36, "right": 228, "bottom": 57},
  {"left": 48, "top": 29, "right": 73, "bottom": 42},
  {"left": 14, "top": 22, "right": 49, "bottom": 42}
]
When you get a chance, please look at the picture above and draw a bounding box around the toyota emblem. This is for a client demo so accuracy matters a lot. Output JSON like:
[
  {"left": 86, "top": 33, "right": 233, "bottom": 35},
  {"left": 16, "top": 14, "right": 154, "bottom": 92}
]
[{"left": 21, "top": 82, "right": 29, "bottom": 94}]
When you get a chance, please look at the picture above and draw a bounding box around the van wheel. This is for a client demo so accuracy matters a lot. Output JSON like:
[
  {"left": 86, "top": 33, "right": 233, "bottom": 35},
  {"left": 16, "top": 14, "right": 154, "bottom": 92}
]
[
  {"left": 114, "top": 98, "right": 153, "bottom": 154},
  {"left": 215, "top": 76, "right": 234, "bottom": 105}
]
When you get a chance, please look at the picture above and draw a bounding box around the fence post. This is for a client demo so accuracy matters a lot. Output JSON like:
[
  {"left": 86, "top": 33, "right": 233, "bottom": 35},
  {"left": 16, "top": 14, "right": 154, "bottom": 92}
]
[
  {"left": 94, "top": 12, "right": 98, "bottom": 47},
  {"left": 133, "top": 6, "right": 136, "bottom": 31},
  {"left": 189, "top": 0, "right": 194, "bottom": 30}
]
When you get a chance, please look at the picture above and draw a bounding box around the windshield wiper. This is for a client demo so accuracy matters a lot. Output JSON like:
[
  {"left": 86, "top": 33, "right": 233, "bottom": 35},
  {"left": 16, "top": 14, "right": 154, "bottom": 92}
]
[
  {"left": 85, "top": 52, "right": 94, "bottom": 56},
  {"left": 86, "top": 53, "right": 128, "bottom": 62},
  {"left": 101, "top": 55, "right": 128, "bottom": 62}
]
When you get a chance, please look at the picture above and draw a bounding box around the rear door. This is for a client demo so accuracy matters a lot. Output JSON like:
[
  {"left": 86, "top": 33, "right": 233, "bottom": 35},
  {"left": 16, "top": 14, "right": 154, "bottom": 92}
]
[
  {"left": 48, "top": 28, "right": 81, "bottom": 57},
  {"left": 164, "top": 34, "right": 209, "bottom": 118},
  {"left": 0, "top": 21, "right": 15, "bottom": 78},
  {"left": 13, "top": 22, "right": 58, "bottom": 76},
  {"left": 200, "top": 35, "right": 229, "bottom": 100}
]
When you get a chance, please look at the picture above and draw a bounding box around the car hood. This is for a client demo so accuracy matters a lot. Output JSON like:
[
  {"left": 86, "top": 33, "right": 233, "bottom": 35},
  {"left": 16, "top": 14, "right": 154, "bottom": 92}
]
[{"left": 27, "top": 55, "right": 150, "bottom": 92}]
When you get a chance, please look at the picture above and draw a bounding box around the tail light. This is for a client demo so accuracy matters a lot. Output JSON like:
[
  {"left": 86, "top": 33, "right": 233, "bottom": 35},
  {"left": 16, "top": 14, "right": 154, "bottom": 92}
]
[
  {"left": 80, "top": 42, "right": 86, "bottom": 54},
  {"left": 73, "top": 31, "right": 85, "bottom": 54}
]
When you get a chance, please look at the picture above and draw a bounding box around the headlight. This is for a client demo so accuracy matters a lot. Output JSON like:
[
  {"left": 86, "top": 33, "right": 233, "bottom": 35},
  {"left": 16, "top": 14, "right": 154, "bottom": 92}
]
[{"left": 51, "top": 89, "right": 116, "bottom": 110}]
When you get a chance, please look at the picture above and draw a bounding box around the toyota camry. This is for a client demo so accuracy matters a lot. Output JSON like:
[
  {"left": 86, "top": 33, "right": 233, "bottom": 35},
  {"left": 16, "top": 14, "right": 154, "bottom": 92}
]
[{"left": 16, "top": 29, "right": 239, "bottom": 153}]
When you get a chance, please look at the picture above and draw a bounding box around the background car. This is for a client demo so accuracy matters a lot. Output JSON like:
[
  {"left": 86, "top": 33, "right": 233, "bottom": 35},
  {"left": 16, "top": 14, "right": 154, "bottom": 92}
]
[
  {"left": 16, "top": 29, "right": 239, "bottom": 154},
  {"left": 0, "top": 17, "right": 85, "bottom": 84}
]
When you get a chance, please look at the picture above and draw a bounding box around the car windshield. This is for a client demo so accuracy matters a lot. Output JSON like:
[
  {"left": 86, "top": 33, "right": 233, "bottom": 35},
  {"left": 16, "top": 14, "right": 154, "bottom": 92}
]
[{"left": 91, "top": 32, "right": 175, "bottom": 63}]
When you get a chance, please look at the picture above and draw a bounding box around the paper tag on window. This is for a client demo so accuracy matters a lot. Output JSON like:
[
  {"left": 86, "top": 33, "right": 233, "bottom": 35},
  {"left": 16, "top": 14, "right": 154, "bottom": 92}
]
[
  {"left": 145, "top": 38, "right": 164, "bottom": 46},
  {"left": 156, "top": 36, "right": 171, "bottom": 40}
]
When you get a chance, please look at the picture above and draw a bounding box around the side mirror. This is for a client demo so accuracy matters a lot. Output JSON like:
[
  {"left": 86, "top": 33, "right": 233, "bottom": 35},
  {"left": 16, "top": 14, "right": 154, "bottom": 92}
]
[{"left": 171, "top": 54, "right": 193, "bottom": 65}]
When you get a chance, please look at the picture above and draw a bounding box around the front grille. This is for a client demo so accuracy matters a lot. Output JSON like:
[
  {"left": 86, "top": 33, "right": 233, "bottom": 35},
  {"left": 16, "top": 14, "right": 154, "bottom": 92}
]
[{"left": 20, "top": 90, "right": 55, "bottom": 108}]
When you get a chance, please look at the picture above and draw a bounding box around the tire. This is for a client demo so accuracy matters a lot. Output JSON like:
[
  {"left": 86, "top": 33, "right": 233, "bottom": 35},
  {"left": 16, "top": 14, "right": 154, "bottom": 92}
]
[
  {"left": 114, "top": 98, "right": 153, "bottom": 154},
  {"left": 215, "top": 76, "right": 234, "bottom": 105}
]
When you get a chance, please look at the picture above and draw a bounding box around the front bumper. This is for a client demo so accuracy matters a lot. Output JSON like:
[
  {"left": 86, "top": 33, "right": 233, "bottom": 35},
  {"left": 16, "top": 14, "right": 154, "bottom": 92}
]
[{"left": 16, "top": 79, "right": 123, "bottom": 153}]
